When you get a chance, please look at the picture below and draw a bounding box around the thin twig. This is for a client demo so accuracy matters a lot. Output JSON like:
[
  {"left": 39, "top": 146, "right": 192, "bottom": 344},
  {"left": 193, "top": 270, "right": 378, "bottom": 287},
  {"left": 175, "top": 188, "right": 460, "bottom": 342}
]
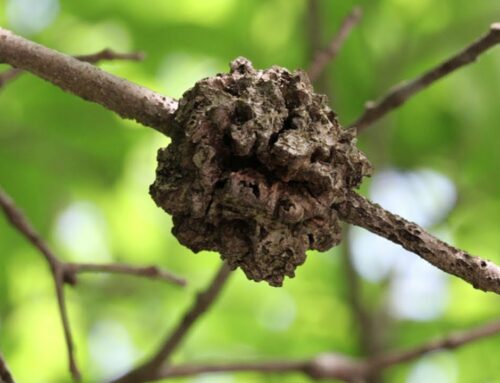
[
  {"left": 308, "top": 7, "right": 363, "bottom": 82},
  {"left": 336, "top": 190, "right": 500, "bottom": 294},
  {"left": 147, "top": 320, "right": 500, "bottom": 381},
  {"left": 349, "top": 23, "right": 500, "bottom": 132},
  {"left": 0, "top": 188, "right": 60, "bottom": 267},
  {"left": 112, "top": 263, "right": 232, "bottom": 383},
  {"left": 0, "top": 186, "right": 187, "bottom": 381},
  {"left": 0, "top": 48, "right": 144, "bottom": 90},
  {"left": 0, "top": 353, "right": 15, "bottom": 383},
  {"left": 0, "top": 28, "right": 178, "bottom": 133},
  {"left": 306, "top": 0, "right": 331, "bottom": 95},
  {"left": 53, "top": 268, "right": 81, "bottom": 380},
  {"left": 0, "top": 188, "right": 80, "bottom": 380},
  {"left": 74, "top": 49, "right": 144, "bottom": 64},
  {"left": 0, "top": 68, "right": 22, "bottom": 87},
  {"left": 307, "top": 0, "right": 322, "bottom": 55},
  {"left": 160, "top": 360, "right": 310, "bottom": 379},
  {"left": 366, "top": 320, "right": 500, "bottom": 372},
  {"left": 65, "top": 263, "right": 186, "bottom": 287}
]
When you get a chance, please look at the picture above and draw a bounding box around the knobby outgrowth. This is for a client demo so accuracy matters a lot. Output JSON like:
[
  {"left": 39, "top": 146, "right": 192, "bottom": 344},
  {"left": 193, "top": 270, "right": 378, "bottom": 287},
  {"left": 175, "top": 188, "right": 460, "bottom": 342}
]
[
  {"left": 150, "top": 57, "right": 372, "bottom": 286},
  {"left": 1, "top": 26, "right": 500, "bottom": 293},
  {"left": 150, "top": 58, "right": 500, "bottom": 292}
]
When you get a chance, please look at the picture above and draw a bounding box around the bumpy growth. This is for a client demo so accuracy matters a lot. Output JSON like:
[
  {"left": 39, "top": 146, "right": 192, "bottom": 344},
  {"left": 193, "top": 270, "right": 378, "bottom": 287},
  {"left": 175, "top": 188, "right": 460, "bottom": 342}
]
[{"left": 150, "top": 57, "right": 372, "bottom": 286}]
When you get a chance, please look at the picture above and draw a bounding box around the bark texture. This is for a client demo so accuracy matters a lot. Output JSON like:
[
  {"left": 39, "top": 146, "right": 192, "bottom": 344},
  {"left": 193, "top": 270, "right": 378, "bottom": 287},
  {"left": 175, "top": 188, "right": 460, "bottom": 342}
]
[
  {"left": 338, "top": 191, "right": 500, "bottom": 294},
  {"left": 0, "top": 28, "right": 177, "bottom": 132},
  {"left": 150, "top": 58, "right": 371, "bottom": 286}
]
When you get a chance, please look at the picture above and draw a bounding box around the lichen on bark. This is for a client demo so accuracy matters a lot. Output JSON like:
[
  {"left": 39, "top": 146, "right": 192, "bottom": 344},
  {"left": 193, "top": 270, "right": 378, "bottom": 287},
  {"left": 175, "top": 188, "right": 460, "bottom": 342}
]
[{"left": 150, "top": 57, "right": 372, "bottom": 286}]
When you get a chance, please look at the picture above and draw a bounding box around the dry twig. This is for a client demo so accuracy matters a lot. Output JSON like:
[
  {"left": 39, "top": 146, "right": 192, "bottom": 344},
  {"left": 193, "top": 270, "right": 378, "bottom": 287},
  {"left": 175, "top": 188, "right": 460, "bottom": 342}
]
[
  {"left": 112, "top": 263, "right": 232, "bottom": 383},
  {"left": 0, "top": 48, "right": 144, "bottom": 90},
  {"left": 65, "top": 263, "right": 186, "bottom": 286},
  {"left": 349, "top": 23, "right": 500, "bottom": 131},
  {"left": 337, "top": 190, "right": 500, "bottom": 294},
  {"left": 0, "top": 68, "right": 22, "bottom": 88},
  {"left": 308, "top": 7, "right": 363, "bottom": 82},
  {"left": 0, "top": 188, "right": 81, "bottom": 380},
  {"left": 0, "top": 187, "right": 186, "bottom": 381},
  {"left": 0, "top": 28, "right": 177, "bottom": 132},
  {"left": 366, "top": 319, "right": 500, "bottom": 371},
  {"left": 149, "top": 320, "right": 500, "bottom": 381},
  {"left": 306, "top": 0, "right": 329, "bottom": 95},
  {"left": 74, "top": 49, "right": 144, "bottom": 64}
]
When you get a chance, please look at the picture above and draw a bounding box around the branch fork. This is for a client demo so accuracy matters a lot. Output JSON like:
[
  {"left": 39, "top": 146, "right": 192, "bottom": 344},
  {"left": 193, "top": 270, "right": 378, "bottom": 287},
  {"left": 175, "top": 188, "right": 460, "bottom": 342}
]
[{"left": 0, "top": 187, "right": 186, "bottom": 381}]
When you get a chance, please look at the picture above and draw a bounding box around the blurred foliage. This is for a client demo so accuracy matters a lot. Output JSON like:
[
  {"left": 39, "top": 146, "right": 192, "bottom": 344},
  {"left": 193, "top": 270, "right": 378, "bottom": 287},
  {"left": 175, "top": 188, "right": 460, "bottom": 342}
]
[{"left": 0, "top": 1, "right": 500, "bottom": 382}]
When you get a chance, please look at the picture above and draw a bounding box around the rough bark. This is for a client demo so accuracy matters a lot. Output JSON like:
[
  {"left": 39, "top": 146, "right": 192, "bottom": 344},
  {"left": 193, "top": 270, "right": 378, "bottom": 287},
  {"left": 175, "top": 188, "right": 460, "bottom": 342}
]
[
  {"left": 150, "top": 58, "right": 372, "bottom": 286},
  {"left": 337, "top": 191, "right": 500, "bottom": 294}
]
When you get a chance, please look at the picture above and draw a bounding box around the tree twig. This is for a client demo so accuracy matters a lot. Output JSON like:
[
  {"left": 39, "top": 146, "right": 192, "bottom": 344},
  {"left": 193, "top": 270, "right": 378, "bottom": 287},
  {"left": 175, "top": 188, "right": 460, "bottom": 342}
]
[
  {"left": 308, "top": 7, "right": 363, "bottom": 82},
  {"left": 306, "top": 0, "right": 328, "bottom": 93},
  {"left": 348, "top": 23, "right": 500, "bottom": 132},
  {"left": 0, "top": 188, "right": 80, "bottom": 380},
  {"left": 0, "top": 28, "right": 177, "bottom": 133},
  {"left": 0, "top": 186, "right": 186, "bottom": 381},
  {"left": 0, "top": 48, "right": 144, "bottom": 90},
  {"left": 336, "top": 190, "right": 500, "bottom": 294},
  {"left": 0, "top": 68, "right": 22, "bottom": 88},
  {"left": 0, "top": 353, "right": 15, "bottom": 383},
  {"left": 148, "top": 320, "right": 500, "bottom": 381},
  {"left": 160, "top": 360, "right": 310, "bottom": 379},
  {"left": 65, "top": 262, "right": 186, "bottom": 286},
  {"left": 366, "top": 319, "right": 500, "bottom": 372},
  {"left": 74, "top": 49, "right": 144, "bottom": 64},
  {"left": 112, "top": 263, "right": 232, "bottom": 383}
]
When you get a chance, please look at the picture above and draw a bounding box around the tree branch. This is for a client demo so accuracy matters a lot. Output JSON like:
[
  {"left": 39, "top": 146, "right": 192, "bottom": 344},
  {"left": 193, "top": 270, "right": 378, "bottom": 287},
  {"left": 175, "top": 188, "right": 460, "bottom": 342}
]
[
  {"left": 366, "top": 320, "right": 500, "bottom": 372},
  {"left": 348, "top": 23, "right": 500, "bottom": 132},
  {"left": 65, "top": 262, "right": 186, "bottom": 286},
  {"left": 0, "top": 48, "right": 144, "bottom": 90},
  {"left": 0, "top": 68, "right": 22, "bottom": 88},
  {"left": 308, "top": 7, "right": 363, "bottom": 82},
  {"left": 0, "top": 28, "right": 177, "bottom": 133},
  {"left": 306, "top": 0, "right": 329, "bottom": 95},
  {"left": 0, "top": 188, "right": 80, "bottom": 380},
  {"left": 149, "top": 320, "right": 500, "bottom": 381},
  {"left": 336, "top": 190, "right": 500, "bottom": 294},
  {"left": 160, "top": 360, "right": 310, "bottom": 379},
  {"left": 74, "top": 49, "right": 144, "bottom": 64},
  {"left": 0, "top": 353, "right": 15, "bottom": 383},
  {"left": 0, "top": 186, "right": 186, "bottom": 381},
  {"left": 112, "top": 263, "right": 232, "bottom": 383}
]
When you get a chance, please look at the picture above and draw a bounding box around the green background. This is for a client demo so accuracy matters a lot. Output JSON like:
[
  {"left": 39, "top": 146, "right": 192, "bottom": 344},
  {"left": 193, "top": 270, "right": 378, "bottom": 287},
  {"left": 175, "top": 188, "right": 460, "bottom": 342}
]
[{"left": 0, "top": 0, "right": 499, "bottom": 382}]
